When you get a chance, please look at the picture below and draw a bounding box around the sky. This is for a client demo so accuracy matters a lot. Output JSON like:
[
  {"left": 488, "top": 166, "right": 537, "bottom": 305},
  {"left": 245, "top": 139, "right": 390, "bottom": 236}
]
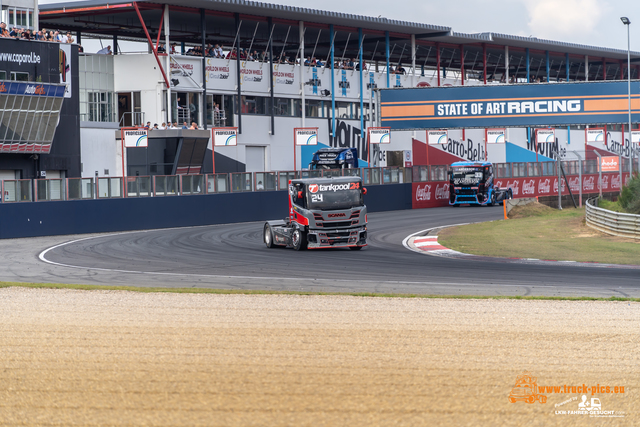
[{"left": 38, "top": 0, "right": 639, "bottom": 52}]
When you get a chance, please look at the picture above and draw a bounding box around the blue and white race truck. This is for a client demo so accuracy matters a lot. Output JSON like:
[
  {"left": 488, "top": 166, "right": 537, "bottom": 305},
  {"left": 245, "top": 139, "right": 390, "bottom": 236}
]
[
  {"left": 309, "top": 147, "right": 359, "bottom": 170},
  {"left": 449, "top": 161, "right": 512, "bottom": 206}
]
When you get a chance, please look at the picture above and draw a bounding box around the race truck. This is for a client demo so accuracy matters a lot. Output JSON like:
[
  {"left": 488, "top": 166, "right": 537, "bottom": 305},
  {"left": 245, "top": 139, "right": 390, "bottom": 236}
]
[
  {"left": 449, "top": 161, "right": 512, "bottom": 206},
  {"left": 309, "top": 147, "right": 359, "bottom": 170},
  {"left": 263, "top": 176, "right": 367, "bottom": 250}
]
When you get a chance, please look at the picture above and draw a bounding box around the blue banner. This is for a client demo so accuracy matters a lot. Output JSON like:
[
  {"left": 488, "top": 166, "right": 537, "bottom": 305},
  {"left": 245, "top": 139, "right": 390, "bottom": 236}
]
[
  {"left": 0, "top": 81, "right": 66, "bottom": 97},
  {"left": 380, "top": 81, "right": 640, "bottom": 129}
]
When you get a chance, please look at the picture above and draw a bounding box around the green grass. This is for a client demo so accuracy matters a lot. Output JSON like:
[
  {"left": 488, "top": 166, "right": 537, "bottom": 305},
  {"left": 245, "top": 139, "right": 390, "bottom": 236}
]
[
  {"left": 598, "top": 199, "right": 625, "bottom": 213},
  {"left": 1, "top": 281, "right": 638, "bottom": 302},
  {"left": 438, "top": 206, "right": 640, "bottom": 265}
]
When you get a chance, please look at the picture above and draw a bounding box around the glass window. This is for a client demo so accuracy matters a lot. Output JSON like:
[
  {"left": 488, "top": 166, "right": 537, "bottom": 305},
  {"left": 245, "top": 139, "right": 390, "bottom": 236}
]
[
  {"left": 10, "top": 72, "right": 29, "bottom": 82},
  {"left": 0, "top": 71, "right": 6, "bottom": 80},
  {"left": 238, "top": 95, "right": 266, "bottom": 115},
  {"left": 274, "top": 98, "right": 292, "bottom": 116},
  {"left": 305, "top": 100, "right": 323, "bottom": 118}
]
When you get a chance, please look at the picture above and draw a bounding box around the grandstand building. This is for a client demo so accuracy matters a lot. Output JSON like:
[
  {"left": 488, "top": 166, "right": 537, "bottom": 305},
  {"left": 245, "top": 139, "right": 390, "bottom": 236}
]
[{"left": 6, "top": 0, "right": 640, "bottom": 181}]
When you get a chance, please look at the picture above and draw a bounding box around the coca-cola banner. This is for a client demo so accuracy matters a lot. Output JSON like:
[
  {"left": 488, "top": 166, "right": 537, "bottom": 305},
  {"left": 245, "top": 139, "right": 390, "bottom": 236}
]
[
  {"left": 412, "top": 172, "right": 630, "bottom": 209},
  {"left": 412, "top": 182, "right": 451, "bottom": 209}
]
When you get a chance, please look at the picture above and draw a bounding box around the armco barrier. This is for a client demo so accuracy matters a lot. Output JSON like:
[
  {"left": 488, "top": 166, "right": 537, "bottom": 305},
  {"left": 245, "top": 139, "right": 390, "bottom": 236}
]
[
  {"left": 585, "top": 198, "right": 640, "bottom": 240},
  {"left": 0, "top": 183, "right": 411, "bottom": 239}
]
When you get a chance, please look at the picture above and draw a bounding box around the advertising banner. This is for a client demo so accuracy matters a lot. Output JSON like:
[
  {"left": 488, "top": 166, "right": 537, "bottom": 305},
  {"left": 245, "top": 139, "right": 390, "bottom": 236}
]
[
  {"left": 586, "top": 128, "right": 606, "bottom": 143},
  {"left": 412, "top": 173, "right": 630, "bottom": 209},
  {"left": 169, "top": 56, "right": 203, "bottom": 90},
  {"left": 486, "top": 129, "right": 506, "bottom": 143},
  {"left": 631, "top": 130, "right": 640, "bottom": 144},
  {"left": 212, "top": 128, "right": 238, "bottom": 146},
  {"left": 123, "top": 129, "right": 148, "bottom": 148},
  {"left": 369, "top": 127, "right": 391, "bottom": 144},
  {"left": 380, "top": 81, "right": 640, "bottom": 130},
  {"left": 535, "top": 129, "right": 555, "bottom": 144},
  {"left": 600, "top": 156, "right": 619, "bottom": 172},
  {"left": 427, "top": 130, "right": 448, "bottom": 145},
  {"left": 295, "top": 128, "right": 318, "bottom": 146},
  {"left": 59, "top": 44, "right": 72, "bottom": 98}
]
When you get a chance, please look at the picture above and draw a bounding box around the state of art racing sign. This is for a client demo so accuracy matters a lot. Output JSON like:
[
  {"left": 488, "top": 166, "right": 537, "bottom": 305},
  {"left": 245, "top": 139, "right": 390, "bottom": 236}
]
[{"left": 380, "top": 81, "right": 640, "bottom": 130}]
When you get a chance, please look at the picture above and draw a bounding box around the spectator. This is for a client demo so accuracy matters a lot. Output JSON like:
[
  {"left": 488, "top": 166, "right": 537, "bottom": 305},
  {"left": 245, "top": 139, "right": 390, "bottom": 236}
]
[
  {"left": 59, "top": 31, "right": 68, "bottom": 43},
  {"left": 182, "top": 122, "right": 188, "bottom": 129},
  {"left": 0, "top": 23, "right": 9, "bottom": 38},
  {"left": 34, "top": 30, "right": 44, "bottom": 41},
  {"left": 190, "top": 122, "right": 198, "bottom": 130},
  {"left": 66, "top": 32, "right": 74, "bottom": 44},
  {"left": 97, "top": 45, "right": 112, "bottom": 55},
  {"left": 172, "top": 122, "right": 178, "bottom": 129},
  {"left": 256, "top": 180, "right": 264, "bottom": 190},
  {"left": 170, "top": 43, "right": 177, "bottom": 54},
  {"left": 152, "top": 123, "right": 159, "bottom": 130},
  {"left": 157, "top": 42, "right": 166, "bottom": 53},
  {"left": 160, "top": 122, "right": 167, "bottom": 130},
  {"left": 144, "top": 121, "right": 151, "bottom": 130}
]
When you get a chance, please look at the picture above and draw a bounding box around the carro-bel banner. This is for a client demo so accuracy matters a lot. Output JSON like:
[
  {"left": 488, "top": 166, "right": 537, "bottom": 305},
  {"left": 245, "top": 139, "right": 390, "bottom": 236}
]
[{"left": 381, "top": 81, "right": 640, "bottom": 130}]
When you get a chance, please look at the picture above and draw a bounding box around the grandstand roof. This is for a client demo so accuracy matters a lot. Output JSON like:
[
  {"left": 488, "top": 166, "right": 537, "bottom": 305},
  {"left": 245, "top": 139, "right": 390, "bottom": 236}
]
[{"left": 40, "top": 0, "right": 640, "bottom": 80}]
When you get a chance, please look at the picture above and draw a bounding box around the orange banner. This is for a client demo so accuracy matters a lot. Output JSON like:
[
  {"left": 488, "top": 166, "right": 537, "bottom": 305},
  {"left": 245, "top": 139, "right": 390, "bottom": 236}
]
[{"left": 600, "top": 156, "right": 619, "bottom": 172}]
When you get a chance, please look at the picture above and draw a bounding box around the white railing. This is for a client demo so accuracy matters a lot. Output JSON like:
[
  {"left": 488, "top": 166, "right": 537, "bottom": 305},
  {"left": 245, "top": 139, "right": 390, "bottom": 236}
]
[{"left": 585, "top": 198, "right": 640, "bottom": 240}]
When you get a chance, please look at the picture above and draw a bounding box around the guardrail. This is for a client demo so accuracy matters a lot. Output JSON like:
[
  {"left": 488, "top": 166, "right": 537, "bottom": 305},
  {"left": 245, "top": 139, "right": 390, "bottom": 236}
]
[{"left": 585, "top": 198, "right": 640, "bottom": 240}]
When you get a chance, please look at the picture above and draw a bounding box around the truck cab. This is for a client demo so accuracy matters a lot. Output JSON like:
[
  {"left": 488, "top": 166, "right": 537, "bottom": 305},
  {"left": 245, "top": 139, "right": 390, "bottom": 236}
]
[
  {"left": 449, "top": 161, "right": 512, "bottom": 206},
  {"left": 264, "top": 177, "right": 367, "bottom": 250},
  {"left": 309, "top": 147, "right": 359, "bottom": 170}
]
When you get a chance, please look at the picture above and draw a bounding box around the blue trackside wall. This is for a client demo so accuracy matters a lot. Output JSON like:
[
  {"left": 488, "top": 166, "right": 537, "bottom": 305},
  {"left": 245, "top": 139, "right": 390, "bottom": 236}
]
[{"left": 0, "top": 184, "right": 412, "bottom": 239}]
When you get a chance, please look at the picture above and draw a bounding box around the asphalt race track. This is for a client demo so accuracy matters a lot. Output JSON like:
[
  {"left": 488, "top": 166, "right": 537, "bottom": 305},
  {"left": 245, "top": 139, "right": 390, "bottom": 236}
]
[{"left": 19, "top": 206, "right": 637, "bottom": 298}]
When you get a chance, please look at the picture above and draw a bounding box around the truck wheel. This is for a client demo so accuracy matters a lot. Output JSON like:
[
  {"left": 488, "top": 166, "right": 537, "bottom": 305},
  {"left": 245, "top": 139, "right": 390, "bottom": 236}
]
[
  {"left": 264, "top": 224, "right": 274, "bottom": 248},
  {"left": 292, "top": 229, "right": 307, "bottom": 251},
  {"left": 490, "top": 192, "right": 496, "bottom": 206},
  {"left": 508, "top": 397, "right": 516, "bottom": 403},
  {"left": 539, "top": 396, "right": 547, "bottom": 403},
  {"left": 527, "top": 396, "right": 535, "bottom": 404}
]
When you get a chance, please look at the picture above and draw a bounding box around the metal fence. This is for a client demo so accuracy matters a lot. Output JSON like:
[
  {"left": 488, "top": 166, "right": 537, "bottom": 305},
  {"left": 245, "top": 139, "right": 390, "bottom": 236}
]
[
  {"left": 0, "top": 161, "right": 634, "bottom": 203},
  {"left": 585, "top": 198, "right": 640, "bottom": 240}
]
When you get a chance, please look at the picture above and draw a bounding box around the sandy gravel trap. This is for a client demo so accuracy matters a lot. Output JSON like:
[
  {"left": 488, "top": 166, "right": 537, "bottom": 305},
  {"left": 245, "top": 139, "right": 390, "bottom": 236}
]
[{"left": 0, "top": 288, "right": 637, "bottom": 426}]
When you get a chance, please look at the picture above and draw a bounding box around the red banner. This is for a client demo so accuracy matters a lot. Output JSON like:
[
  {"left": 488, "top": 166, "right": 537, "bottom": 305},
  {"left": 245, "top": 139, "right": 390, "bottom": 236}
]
[{"left": 412, "top": 173, "right": 630, "bottom": 209}]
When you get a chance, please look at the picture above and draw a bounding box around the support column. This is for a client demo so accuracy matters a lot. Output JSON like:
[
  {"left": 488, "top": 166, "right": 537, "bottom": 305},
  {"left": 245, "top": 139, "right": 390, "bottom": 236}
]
[
  {"left": 585, "top": 55, "right": 589, "bottom": 81},
  {"left": 268, "top": 17, "right": 274, "bottom": 135},
  {"left": 235, "top": 13, "right": 242, "bottom": 134},
  {"left": 566, "top": 53, "right": 570, "bottom": 81},
  {"left": 201, "top": 9, "right": 207, "bottom": 129},
  {"left": 359, "top": 28, "right": 364, "bottom": 143},
  {"left": 460, "top": 45, "right": 464, "bottom": 85},
  {"left": 300, "top": 21, "right": 305, "bottom": 127},
  {"left": 385, "top": 31, "right": 390, "bottom": 88},
  {"left": 526, "top": 48, "right": 530, "bottom": 82},
  {"left": 482, "top": 44, "right": 486, "bottom": 84},
  {"left": 410, "top": 34, "right": 416, "bottom": 87},
  {"left": 437, "top": 43, "right": 441, "bottom": 86},
  {"left": 545, "top": 51, "right": 550, "bottom": 82},
  {"left": 602, "top": 57, "right": 606, "bottom": 80},
  {"left": 330, "top": 24, "right": 336, "bottom": 138},
  {"left": 164, "top": 5, "right": 171, "bottom": 124},
  {"left": 113, "top": 35, "right": 118, "bottom": 55},
  {"left": 505, "top": 46, "right": 509, "bottom": 83}
]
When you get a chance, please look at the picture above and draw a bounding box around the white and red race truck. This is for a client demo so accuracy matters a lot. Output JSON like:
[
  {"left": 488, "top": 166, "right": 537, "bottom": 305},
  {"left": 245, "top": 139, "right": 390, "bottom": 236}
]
[{"left": 263, "top": 176, "right": 368, "bottom": 250}]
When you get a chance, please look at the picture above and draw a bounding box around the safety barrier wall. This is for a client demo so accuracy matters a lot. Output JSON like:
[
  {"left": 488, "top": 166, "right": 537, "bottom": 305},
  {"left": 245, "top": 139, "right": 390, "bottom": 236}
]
[
  {"left": 585, "top": 198, "right": 640, "bottom": 240},
  {"left": 0, "top": 183, "right": 411, "bottom": 239}
]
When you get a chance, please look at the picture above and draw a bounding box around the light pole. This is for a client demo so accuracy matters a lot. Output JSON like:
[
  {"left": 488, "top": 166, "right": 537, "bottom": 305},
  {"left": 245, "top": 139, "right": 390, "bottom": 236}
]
[{"left": 621, "top": 16, "right": 632, "bottom": 178}]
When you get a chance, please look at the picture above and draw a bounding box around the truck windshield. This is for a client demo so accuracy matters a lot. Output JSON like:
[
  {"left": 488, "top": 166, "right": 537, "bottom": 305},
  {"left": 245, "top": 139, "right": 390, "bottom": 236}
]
[
  {"left": 307, "top": 183, "right": 363, "bottom": 210},
  {"left": 451, "top": 167, "right": 484, "bottom": 185}
]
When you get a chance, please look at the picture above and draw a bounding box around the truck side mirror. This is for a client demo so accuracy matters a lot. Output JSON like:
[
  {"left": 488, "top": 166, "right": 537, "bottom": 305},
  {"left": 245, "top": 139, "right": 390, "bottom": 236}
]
[
  {"left": 362, "top": 187, "right": 367, "bottom": 195},
  {"left": 297, "top": 191, "right": 303, "bottom": 199}
]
